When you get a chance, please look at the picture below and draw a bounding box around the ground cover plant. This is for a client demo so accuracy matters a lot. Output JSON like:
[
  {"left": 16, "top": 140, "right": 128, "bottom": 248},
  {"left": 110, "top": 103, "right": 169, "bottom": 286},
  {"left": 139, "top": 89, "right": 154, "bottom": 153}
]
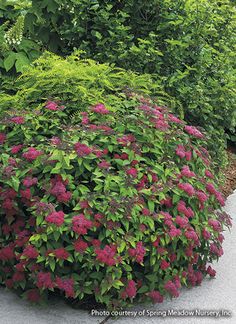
[{"left": 0, "top": 53, "right": 232, "bottom": 310}]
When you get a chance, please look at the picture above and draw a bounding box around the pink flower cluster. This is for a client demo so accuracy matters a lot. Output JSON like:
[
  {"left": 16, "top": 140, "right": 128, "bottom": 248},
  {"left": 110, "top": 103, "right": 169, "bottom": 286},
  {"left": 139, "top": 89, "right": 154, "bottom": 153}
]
[
  {"left": 95, "top": 245, "right": 117, "bottom": 266},
  {"left": 184, "top": 125, "right": 204, "bottom": 138},
  {"left": 22, "top": 147, "right": 43, "bottom": 162},
  {"left": 50, "top": 175, "right": 71, "bottom": 203},
  {"left": 37, "top": 272, "right": 54, "bottom": 289},
  {"left": 45, "top": 211, "right": 65, "bottom": 226},
  {"left": 121, "top": 280, "right": 137, "bottom": 299},
  {"left": 72, "top": 214, "right": 93, "bottom": 234},
  {"left": 74, "top": 142, "right": 92, "bottom": 157},
  {"left": 164, "top": 278, "right": 181, "bottom": 297},
  {"left": 22, "top": 177, "right": 38, "bottom": 188},
  {"left": 128, "top": 242, "right": 146, "bottom": 264},
  {"left": 117, "top": 134, "right": 136, "bottom": 146},
  {"left": 10, "top": 116, "right": 25, "bottom": 124},
  {"left": 180, "top": 166, "right": 195, "bottom": 178},
  {"left": 92, "top": 103, "right": 110, "bottom": 114},
  {"left": 55, "top": 277, "right": 75, "bottom": 298},
  {"left": 11, "top": 144, "right": 23, "bottom": 154},
  {"left": 178, "top": 183, "right": 195, "bottom": 196},
  {"left": 0, "top": 132, "right": 6, "bottom": 144},
  {"left": 53, "top": 248, "right": 70, "bottom": 260},
  {"left": 175, "top": 144, "right": 192, "bottom": 161},
  {"left": 22, "top": 245, "right": 39, "bottom": 259},
  {"left": 45, "top": 101, "right": 60, "bottom": 111},
  {"left": 206, "top": 183, "right": 225, "bottom": 206},
  {"left": 126, "top": 167, "right": 138, "bottom": 178},
  {"left": 74, "top": 239, "right": 88, "bottom": 253},
  {"left": 177, "top": 200, "right": 194, "bottom": 218},
  {"left": 148, "top": 290, "right": 164, "bottom": 303}
]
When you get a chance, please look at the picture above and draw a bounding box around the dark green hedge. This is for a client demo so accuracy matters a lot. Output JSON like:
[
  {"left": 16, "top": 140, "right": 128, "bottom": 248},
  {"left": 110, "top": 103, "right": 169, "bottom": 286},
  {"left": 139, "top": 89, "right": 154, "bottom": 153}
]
[{"left": 24, "top": 0, "right": 236, "bottom": 142}]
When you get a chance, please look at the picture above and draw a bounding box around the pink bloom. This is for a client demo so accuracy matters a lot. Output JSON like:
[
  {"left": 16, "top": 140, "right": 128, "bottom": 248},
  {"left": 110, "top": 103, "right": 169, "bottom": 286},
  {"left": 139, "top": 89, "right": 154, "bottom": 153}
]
[
  {"left": 208, "top": 219, "right": 221, "bottom": 231},
  {"left": 175, "top": 215, "right": 188, "bottom": 228},
  {"left": 175, "top": 145, "right": 185, "bottom": 158},
  {"left": 45, "top": 101, "right": 59, "bottom": 111},
  {"left": 45, "top": 211, "right": 65, "bottom": 227},
  {"left": 22, "top": 177, "right": 38, "bottom": 188},
  {"left": 126, "top": 168, "right": 138, "bottom": 178},
  {"left": 160, "top": 259, "right": 170, "bottom": 270},
  {"left": 50, "top": 137, "right": 61, "bottom": 146},
  {"left": 177, "top": 200, "right": 194, "bottom": 218},
  {"left": 168, "top": 114, "right": 183, "bottom": 124},
  {"left": 205, "top": 170, "right": 214, "bottom": 179},
  {"left": 142, "top": 208, "right": 151, "bottom": 216},
  {"left": 10, "top": 116, "right": 25, "bottom": 124},
  {"left": 178, "top": 183, "right": 195, "bottom": 196},
  {"left": 181, "top": 166, "right": 195, "bottom": 178},
  {"left": 22, "top": 147, "right": 43, "bottom": 161},
  {"left": 164, "top": 280, "right": 179, "bottom": 297},
  {"left": 128, "top": 242, "right": 146, "bottom": 264},
  {"left": 202, "top": 228, "right": 211, "bottom": 239},
  {"left": 53, "top": 248, "right": 70, "bottom": 260},
  {"left": 11, "top": 144, "right": 23, "bottom": 154},
  {"left": 125, "top": 280, "right": 137, "bottom": 298},
  {"left": 196, "top": 190, "right": 208, "bottom": 203},
  {"left": 148, "top": 291, "right": 164, "bottom": 304},
  {"left": 117, "top": 134, "right": 135, "bottom": 146},
  {"left": 92, "top": 103, "right": 110, "bottom": 114},
  {"left": 95, "top": 245, "right": 117, "bottom": 266},
  {"left": 185, "top": 151, "right": 192, "bottom": 161},
  {"left": 168, "top": 226, "right": 181, "bottom": 238},
  {"left": 80, "top": 200, "right": 90, "bottom": 209},
  {"left": 72, "top": 214, "right": 93, "bottom": 235},
  {"left": 22, "top": 245, "right": 39, "bottom": 259},
  {"left": 74, "top": 239, "right": 88, "bottom": 253},
  {"left": 12, "top": 272, "right": 25, "bottom": 282},
  {"left": 20, "top": 188, "right": 31, "bottom": 200},
  {"left": 57, "top": 191, "right": 72, "bottom": 203},
  {"left": 206, "top": 183, "right": 216, "bottom": 195},
  {"left": 0, "top": 133, "right": 6, "bottom": 144},
  {"left": 215, "top": 192, "right": 225, "bottom": 206},
  {"left": 160, "top": 197, "right": 173, "bottom": 208},
  {"left": 185, "top": 230, "right": 199, "bottom": 242},
  {"left": 37, "top": 272, "right": 54, "bottom": 289},
  {"left": 98, "top": 160, "right": 111, "bottom": 169},
  {"left": 184, "top": 125, "right": 204, "bottom": 138},
  {"left": 207, "top": 265, "right": 216, "bottom": 277},
  {"left": 56, "top": 277, "right": 75, "bottom": 298},
  {"left": 74, "top": 142, "right": 92, "bottom": 157}
]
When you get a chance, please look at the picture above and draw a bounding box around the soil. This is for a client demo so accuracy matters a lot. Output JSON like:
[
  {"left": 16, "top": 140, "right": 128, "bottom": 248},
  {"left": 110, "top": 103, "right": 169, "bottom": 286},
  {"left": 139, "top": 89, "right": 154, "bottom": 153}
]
[{"left": 220, "top": 147, "right": 236, "bottom": 197}]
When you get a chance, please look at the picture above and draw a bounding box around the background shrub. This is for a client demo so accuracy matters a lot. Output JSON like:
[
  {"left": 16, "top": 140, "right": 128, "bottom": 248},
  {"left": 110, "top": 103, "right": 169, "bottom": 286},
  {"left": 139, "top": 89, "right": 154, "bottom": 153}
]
[
  {"left": 0, "top": 53, "right": 232, "bottom": 309},
  {"left": 24, "top": 0, "right": 236, "bottom": 142}
]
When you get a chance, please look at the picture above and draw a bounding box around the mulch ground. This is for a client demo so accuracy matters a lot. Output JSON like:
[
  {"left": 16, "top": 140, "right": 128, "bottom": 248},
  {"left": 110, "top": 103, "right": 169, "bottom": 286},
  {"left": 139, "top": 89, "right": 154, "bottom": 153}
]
[{"left": 220, "top": 147, "right": 236, "bottom": 197}]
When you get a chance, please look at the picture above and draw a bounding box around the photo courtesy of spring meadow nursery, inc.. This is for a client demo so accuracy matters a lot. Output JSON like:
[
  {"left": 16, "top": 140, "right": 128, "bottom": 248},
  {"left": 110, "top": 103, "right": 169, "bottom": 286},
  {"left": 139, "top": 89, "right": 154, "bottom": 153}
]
[{"left": 0, "top": 1, "right": 235, "bottom": 324}]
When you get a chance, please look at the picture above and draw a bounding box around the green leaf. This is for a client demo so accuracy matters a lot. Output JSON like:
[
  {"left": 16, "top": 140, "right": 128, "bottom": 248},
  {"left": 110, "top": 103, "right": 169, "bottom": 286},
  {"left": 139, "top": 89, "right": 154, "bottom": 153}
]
[
  {"left": 4, "top": 53, "right": 17, "bottom": 72},
  {"left": 15, "top": 53, "right": 30, "bottom": 72},
  {"left": 137, "top": 285, "right": 149, "bottom": 294}
]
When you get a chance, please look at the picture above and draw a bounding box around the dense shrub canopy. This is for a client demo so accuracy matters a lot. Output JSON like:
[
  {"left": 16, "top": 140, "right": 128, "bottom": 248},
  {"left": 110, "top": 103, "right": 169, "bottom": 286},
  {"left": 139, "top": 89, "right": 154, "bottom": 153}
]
[
  {"left": 0, "top": 54, "right": 232, "bottom": 309},
  {"left": 24, "top": 0, "right": 236, "bottom": 139}
]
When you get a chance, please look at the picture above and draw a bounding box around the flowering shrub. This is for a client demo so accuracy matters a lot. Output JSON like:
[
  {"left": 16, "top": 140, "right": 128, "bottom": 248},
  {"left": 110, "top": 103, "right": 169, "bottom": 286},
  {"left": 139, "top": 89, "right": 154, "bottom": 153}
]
[{"left": 0, "top": 64, "right": 232, "bottom": 310}]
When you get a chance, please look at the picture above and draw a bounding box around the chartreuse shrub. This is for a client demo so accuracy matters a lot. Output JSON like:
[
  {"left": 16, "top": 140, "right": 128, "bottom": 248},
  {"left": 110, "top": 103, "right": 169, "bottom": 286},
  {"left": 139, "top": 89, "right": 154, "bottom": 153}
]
[
  {"left": 0, "top": 54, "right": 232, "bottom": 310},
  {"left": 24, "top": 0, "right": 236, "bottom": 143}
]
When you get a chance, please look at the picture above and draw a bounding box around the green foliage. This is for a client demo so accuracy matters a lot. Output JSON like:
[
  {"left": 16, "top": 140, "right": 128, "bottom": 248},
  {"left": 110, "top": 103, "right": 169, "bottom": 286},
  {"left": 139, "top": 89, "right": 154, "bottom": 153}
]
[
  {"left": 25, "top": 0, "right": 236, "bottom": 141},
  {"left": 0, "top": 53, "right": 231, "bottom": 309},
  {"left": 0, "top": 0, "right": 40, "bottom": 78},
  {"left": 0, "top": 51, "right": 168, "bottom": 115}
]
